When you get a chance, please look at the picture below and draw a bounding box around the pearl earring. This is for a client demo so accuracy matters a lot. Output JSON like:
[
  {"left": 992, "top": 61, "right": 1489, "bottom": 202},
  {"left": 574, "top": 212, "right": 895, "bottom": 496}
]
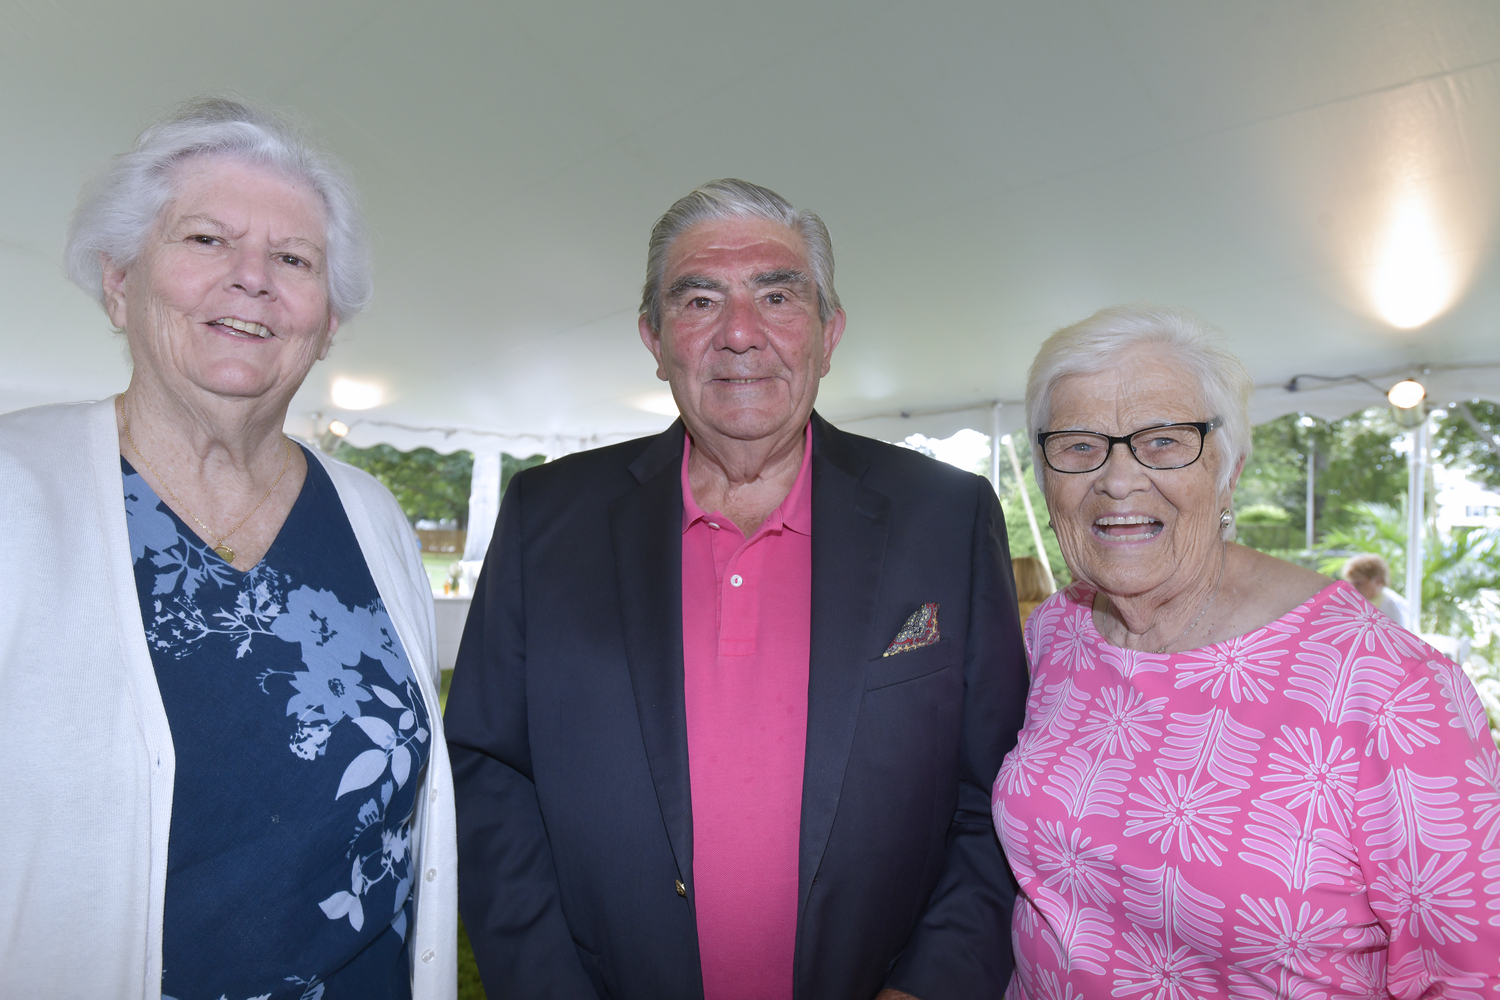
[{"left": 1220, "top": 508, "right": 1233, "bottom": 529}]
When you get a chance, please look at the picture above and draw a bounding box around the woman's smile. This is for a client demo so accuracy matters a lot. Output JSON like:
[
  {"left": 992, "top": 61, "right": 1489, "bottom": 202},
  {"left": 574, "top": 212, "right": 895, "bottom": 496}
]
[{"left": 1091, "top": 514, "right": 1163, "bottom": 541}]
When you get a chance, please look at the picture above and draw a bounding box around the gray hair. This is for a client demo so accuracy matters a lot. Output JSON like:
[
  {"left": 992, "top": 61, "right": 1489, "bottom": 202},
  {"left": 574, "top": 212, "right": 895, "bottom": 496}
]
[
  {"left": 639, "top": 178, "right": 841, "bottom": 332},
  {"left": 65, "top": 96, "right": 371, "bottom": 321},
  {"left": 1025, "top": 305, "right": 1254, "bottom": 526}
]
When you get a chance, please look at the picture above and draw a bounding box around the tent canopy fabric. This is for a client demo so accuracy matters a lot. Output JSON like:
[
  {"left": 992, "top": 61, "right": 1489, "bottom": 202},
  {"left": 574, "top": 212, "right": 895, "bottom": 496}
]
[{"left": 4, "top": 1, "right": 1498, "bottom": 453}]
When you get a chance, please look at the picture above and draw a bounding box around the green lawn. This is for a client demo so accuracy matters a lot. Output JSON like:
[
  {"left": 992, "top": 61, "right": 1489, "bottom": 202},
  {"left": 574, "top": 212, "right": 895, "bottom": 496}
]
[
  {"left": 423, "top": 552, "right": 459, "bottom": 593},
  {"left": 457, "top": 918, "right": 486, "bottom": 999},
  {"left": 440, "top": 670, "right": 487, "bottom": 999}
]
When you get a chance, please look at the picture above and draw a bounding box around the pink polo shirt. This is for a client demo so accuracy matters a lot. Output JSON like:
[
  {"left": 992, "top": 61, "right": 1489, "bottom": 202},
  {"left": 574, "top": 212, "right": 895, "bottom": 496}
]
[{"left": 681, "top": 424, "right": 813, "bottom": 1000}]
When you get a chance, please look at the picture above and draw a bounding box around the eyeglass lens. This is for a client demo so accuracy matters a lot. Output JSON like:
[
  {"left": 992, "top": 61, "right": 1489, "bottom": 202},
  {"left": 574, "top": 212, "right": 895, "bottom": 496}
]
[{"left": 1043, "top": 424, "right": 1205, "bottom": 472}]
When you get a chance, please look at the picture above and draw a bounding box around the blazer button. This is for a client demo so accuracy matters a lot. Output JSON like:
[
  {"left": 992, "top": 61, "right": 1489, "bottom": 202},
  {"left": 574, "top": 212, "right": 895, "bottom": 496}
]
[{"left": 675, "top": 879, "right": 686, "bottom": 897}]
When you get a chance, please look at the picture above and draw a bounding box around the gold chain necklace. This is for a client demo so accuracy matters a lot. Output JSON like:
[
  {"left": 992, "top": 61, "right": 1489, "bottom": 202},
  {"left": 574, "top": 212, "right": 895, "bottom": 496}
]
[{"left": 120, "top": 399, "right": 292, "bottom": 565}]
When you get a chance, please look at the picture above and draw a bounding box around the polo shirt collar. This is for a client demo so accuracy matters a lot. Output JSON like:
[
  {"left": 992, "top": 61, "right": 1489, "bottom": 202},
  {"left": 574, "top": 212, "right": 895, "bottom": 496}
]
[{"left": 681, "top": 421, "right": 814, "bottom": 537}]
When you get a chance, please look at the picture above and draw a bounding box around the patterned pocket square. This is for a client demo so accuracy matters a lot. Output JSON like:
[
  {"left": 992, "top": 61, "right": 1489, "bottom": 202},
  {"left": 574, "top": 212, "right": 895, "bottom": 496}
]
[{"left": 883, "top": 603, "right": 940, "bottom": 656}]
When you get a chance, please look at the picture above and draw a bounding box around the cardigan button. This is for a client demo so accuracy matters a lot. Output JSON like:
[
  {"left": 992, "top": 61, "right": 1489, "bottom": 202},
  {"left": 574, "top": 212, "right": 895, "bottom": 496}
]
[
  {"left": 425, "top": 868, "right": 437, "bottom": 882},
  {"left": 675, "top": 879, "right": 686, "bottom": 897},
  {"left": 421, "top": 949, "right": 436, "bottom": 963}
]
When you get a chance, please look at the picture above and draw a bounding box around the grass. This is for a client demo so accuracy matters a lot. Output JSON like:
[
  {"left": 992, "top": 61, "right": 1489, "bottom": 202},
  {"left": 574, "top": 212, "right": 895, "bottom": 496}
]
[
  {"left": 422, "top": 552, "right": 460, "bottom": 593},
  {"left": 439, "top": 670, "right": 488, "bottom": 999},
  {"left": 457, "top": 918, "right": 486, "bottom": 999}
]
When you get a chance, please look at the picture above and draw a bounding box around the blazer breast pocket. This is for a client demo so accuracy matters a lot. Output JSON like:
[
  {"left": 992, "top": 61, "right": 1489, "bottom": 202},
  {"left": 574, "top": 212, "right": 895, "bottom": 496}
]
[{"left": 863, "top": 637, "right": 959, "bottom": 692}]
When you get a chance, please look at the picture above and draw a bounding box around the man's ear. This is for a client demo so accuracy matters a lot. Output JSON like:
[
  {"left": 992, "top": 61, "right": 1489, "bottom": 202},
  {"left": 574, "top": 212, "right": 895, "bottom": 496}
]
[
  {"left": 819, "top": 308, "right": 847, "bottom": 377},
  {"left": 101, "top": 254, "right": 130, "bottom": 329},
  {"left": 638, "top": 314, "right": 668, "bottom": 381}
]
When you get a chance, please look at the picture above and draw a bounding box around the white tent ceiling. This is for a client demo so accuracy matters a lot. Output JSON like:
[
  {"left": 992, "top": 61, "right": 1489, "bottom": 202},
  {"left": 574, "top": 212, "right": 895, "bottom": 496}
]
[{"left": 4, "top": 1, "right": 1499, "bottom": 453}]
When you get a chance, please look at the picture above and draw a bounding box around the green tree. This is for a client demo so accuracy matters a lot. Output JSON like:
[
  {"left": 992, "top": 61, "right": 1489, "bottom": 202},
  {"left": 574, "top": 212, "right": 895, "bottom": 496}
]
[
  {"left": 992, "top": 438, "right": 1072, "bottom": 587},
  {"left": 1433, "top": 400, "right": 1500, "bottom": 492},
  {"left": 902, "top": 433, "right": 1070, "bottom": 586},
  {"left": 334, "top": 443, "right": 475, "bottom": 527},
  {"left": 1315, "top": 500, "right": 1500, "bottom": 637},
  {"left": 1235, "top": 409, "right": 1407, "bottom": 549}
]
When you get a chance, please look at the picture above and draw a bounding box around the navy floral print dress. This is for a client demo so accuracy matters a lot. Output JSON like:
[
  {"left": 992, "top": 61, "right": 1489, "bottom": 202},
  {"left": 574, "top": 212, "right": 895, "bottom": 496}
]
[{"left": 123, "top": 448, "right": 430, "bottom": 1000}]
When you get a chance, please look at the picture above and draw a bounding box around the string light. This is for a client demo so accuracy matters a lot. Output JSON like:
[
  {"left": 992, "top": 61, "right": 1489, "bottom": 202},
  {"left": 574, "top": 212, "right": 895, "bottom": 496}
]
[{"left": 1387, "top": 380, "right": 1426, "bottom": 409}]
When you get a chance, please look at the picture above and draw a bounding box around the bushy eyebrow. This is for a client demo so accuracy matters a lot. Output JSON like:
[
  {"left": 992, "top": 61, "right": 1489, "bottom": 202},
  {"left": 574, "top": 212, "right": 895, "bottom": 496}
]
[
  {"left": 667, "top": 268, "right": 811, "bottom": 303},
  {"left": 754, "top": 268, "right": 810, "bottom": 288},
  {"left": 667, "top": 274, "right": 727, "bottom": 299}
]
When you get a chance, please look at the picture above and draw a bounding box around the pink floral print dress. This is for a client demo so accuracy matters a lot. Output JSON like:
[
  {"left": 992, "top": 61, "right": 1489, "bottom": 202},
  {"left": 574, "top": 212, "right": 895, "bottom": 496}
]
[{"left": 993, "top": 581, "right": 1500, "bottom": 999}]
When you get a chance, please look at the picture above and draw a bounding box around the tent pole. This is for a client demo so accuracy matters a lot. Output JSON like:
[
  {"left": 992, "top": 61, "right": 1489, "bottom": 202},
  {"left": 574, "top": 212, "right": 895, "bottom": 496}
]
[
  {"left": 1405, "top": 415, "right": 1428, "bottom": 630},
  {"left": 1305, "top": 439, "right": 1315, "bottom": 551},
  {"left": 1001, "top": 423, "right": 1056, "bottom": 593}
]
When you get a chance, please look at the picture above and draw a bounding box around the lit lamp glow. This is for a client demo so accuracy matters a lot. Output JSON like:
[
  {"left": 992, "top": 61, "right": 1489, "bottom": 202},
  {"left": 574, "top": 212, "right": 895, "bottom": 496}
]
[
  {"left": 1387, "top": 379, "right": 1426, "bottom": 410},
  {"left": 1370, "top": 197, "right": 1452, "bottom": 329},
  {"left": 1388, "top": 379, "right": 1426, "bottom": 429},
  {"left": 327, "top": 419, "right": 350, "bottom": 438},
  {"left": 330, "top": 377, "right": 383, "bottom": 410}
]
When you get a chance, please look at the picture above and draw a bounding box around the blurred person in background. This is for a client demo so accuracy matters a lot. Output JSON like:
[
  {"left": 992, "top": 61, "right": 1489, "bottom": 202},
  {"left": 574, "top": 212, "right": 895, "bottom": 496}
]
[
  {"left": 1011, "top": 554, "right": 1055, "bottom": 626},
  {"left": 1342, "top": 552, "right": 1408, "bottom": 628},
  {"left": 993, "top": 305, "right": 1500, "bottom": 998},
  {"left": 0, "top": 97, "right": 455, "bottom": 999}
]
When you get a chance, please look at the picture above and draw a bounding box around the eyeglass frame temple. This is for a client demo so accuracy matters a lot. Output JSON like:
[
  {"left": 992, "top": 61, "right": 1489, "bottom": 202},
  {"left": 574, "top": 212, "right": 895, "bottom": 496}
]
[{"left": 1035, "top": 417, "right": 1223, "bottom": 474}]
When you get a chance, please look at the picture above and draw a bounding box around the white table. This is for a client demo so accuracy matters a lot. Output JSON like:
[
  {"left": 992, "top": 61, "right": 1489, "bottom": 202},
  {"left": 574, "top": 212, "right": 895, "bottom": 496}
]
[{"left": 432, "top": 595, "right": 473, "bottom": 672}]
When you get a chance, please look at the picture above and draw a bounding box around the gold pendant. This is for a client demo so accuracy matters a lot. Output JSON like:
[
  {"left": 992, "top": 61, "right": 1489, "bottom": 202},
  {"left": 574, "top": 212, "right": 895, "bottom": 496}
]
[{"left": 214, "top": 544, "right": 235, "bottom": 563}]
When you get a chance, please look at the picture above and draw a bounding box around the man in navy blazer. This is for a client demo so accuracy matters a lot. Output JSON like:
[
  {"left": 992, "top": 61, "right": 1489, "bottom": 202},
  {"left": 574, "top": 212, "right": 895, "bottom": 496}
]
[{"left": 446, "top": 179, "right": 1029, "bottom": 999}]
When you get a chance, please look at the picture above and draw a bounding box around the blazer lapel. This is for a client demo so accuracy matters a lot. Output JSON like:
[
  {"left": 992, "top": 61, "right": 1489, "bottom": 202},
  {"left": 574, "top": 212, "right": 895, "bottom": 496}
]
[
  {"left": 609, "top": 421, "right": 696, "bottom": 892},
  {"left": 798, "top": 413, "right": 890, "bottom": 919}
]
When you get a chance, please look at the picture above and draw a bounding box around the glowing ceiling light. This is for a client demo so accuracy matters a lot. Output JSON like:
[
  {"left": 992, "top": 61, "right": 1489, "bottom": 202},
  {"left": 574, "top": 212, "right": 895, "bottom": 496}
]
[
  {"left": 330, "top": 377, "right": 383, "bottom": 410},
  {"left": 1387, "top": 379, "right": 1426, "bottom": 409},
  {"left": 327, "top": 419, "right": 350, "bottom": 437},
  {"left": 1370, "top": 196, "right": 1452, "bottom": 329}
]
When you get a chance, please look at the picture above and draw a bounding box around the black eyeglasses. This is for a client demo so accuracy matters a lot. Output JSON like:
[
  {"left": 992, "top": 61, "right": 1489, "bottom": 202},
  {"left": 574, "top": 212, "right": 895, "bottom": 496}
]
[{"left": 1037, "top": 419, "right": 1222, "bottom": 474}]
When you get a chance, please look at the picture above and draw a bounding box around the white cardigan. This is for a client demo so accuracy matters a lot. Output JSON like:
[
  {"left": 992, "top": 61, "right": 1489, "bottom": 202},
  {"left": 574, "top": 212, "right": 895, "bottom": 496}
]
[{"left": 0, "top": 399, "right": 457, "bottom": 1000}]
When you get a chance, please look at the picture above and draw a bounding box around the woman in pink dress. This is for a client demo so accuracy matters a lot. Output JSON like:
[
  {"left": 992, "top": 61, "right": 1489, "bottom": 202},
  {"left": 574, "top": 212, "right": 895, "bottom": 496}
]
[{"left": 993, "top": 305, "right": 1500, "bottom": 999}]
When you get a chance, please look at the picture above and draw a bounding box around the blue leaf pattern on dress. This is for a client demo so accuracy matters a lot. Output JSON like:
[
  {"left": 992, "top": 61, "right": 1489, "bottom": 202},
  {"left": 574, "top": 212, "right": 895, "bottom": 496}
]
[
  {"left": 123, "top": 471, "right": 178, "bottom": 560},
  {"left": 125, "top": 459, "right": 426, "bottom": 1000}
]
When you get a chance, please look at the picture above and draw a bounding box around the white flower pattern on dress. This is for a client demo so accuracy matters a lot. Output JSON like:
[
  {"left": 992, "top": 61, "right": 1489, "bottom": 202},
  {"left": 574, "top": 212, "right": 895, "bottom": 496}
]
[
  {"left": 126, "top": 467, "right": 428, "bottom": 991},
  {"left": 995, "top": 582, "right": 1500, "bottom": 999}
]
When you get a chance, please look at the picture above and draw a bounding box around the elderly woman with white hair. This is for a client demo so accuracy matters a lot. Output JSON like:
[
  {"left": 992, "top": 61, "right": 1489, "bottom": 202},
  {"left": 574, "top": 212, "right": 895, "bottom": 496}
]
[
  {"left": 0, "top": 98, "right": 455, "bottom": 999},
  {"left": 993, "top": 306, "right": 1500, "bottom": 998}
]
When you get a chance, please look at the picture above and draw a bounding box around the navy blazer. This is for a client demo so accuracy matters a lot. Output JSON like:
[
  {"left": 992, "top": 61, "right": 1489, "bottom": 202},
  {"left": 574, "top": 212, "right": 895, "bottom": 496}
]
[{"left": 445, "top": 413, "right": 1029, "bottom": 999}]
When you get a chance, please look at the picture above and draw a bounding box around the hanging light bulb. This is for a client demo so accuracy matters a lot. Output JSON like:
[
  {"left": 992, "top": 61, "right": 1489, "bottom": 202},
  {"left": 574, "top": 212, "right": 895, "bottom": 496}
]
[
  {"left": 1387, "top": 380, "right": 1426, "bottom": 409},
  {"left": 1388, "top": 379, "right": 1426, "bottom": 428}
]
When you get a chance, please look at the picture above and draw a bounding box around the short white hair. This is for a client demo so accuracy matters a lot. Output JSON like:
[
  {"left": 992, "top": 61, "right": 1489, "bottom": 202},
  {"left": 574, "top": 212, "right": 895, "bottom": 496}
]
[
  {"left": 640, "top": 178, "right": 840, "bottom": 332},
  {"left": 65, "top": 96, "right": 371, "bottom": 321},
  {"left": 1025, "top": 304, "right": 1254, "bottom": 506}
]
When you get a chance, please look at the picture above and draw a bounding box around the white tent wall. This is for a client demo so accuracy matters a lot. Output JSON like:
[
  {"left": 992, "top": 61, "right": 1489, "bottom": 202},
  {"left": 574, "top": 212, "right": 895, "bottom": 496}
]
[{"left": 3, "top": 3, "right": 1499, "bottom": 453}]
